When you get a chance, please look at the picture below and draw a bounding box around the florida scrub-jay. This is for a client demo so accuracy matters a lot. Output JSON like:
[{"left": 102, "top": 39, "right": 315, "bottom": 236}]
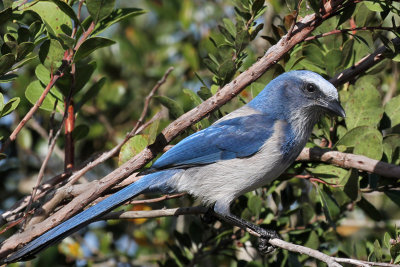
[{"left": 4, "top": 70, "right": 345, "bottom": 262}]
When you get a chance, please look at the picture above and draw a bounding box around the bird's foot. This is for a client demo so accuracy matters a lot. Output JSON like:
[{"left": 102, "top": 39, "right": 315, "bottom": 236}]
[
  {"left": 255, "top": 227, "right": 280, "bottom": 255},
  {"left": 201, "top": 207, "right": 217, "bottom": 224}
]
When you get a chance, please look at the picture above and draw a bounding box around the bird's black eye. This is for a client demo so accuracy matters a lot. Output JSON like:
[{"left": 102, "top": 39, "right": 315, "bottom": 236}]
[{"left": 306, "top": 83, "right": 316, "bottom": 93}]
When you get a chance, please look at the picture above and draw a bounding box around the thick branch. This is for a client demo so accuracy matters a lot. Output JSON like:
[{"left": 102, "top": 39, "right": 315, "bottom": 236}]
[{"left": 297, "top": 147, "right": 400, "bottom": 178}]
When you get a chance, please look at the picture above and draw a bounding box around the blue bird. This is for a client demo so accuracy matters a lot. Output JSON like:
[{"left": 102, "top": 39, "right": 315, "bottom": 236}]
[{"left": 4, "top": 70, "right": 345, "bottom": 263}]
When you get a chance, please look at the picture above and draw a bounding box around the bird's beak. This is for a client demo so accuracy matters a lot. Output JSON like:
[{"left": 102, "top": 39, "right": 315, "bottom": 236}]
[{"left": 322, "top": 99, "right": 346, "bottom": 118}]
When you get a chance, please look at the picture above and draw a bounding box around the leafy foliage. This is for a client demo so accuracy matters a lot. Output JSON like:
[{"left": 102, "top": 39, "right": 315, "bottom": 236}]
[{"left": 0, "top": 0, "right": 400, "bottom": 266}]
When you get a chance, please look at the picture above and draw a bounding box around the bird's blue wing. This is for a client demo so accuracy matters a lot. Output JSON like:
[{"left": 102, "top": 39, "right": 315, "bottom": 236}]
[{"left": 151, "top": 114, "right": 276, "bottom": 169}]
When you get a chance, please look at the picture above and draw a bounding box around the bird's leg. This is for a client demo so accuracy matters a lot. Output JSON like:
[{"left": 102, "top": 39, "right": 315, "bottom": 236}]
[{"left": 211, "top": 207, "right": 279, "bottom": 254}]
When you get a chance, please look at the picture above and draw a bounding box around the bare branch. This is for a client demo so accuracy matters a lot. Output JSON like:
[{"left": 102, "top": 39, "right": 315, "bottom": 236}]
[{"left": 297, "top": 147, "right": 400, "bottom": 179}]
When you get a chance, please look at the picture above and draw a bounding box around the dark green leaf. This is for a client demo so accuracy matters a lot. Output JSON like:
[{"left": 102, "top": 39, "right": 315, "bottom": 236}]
[
  {"left": 251, "top": 0, "right": 265, "bottom": 14},
  {"left": 0, "top": 8, "right": 12, "bottom": 26},
  {"left": 93, "top": 8, "right": 146, "bottom": 36},
  {"left": 0, "top": 73, "right": 18, "bottom": 83},
  {"left": 76, "top": 77, "right": 106, "bottom": 109},
  {"left": 197, "top": 86, "right": 212, "bottom": 101},
  {"left": 1, "top": 97, "right": 20, "bottom": 117},
  {"left": 153, "top": 95, "right": 184, "bottom": 119},
  {"left": 357, "top": 197, "right": 382, "bottom": 221},
  {"left": 17, "top": 27, "right": 31, "bottom": 43},
  {"left": 342, "top": 169, "right": 359, "bottom": 201},
  {"left": 235, "top": 30, "right": 250, "bottom": 53},
  {"left": 73, "top": 37, "right": 116, "bottom": 62},
  {"left": 72, "top": 124, "right": 90, "bottom": 141},
  {"left": 86, "top": 0, "right": 116, "bottom": 24},
  {"left": 337, "top": 3, "right": 356, "bottom": 27},
  {"left": 16, "top": 42, "right": 34, "bottom": 61},
  {"left": 57, "top": 33, "right": 75, "bottom": 48},
  {"left": 0, "top": 54, "right": 15, "bottom": 75},
  {"left": 218, "top": 25, "right": 235, "bottom": 43},
  {"left": 317, "top": 186, "right": 340, "bottom": 223}
]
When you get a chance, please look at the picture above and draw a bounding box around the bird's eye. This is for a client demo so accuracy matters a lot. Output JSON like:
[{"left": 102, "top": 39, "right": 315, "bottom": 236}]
[{"left": 306, "top": 84, "right": 316, "bottom": 93}]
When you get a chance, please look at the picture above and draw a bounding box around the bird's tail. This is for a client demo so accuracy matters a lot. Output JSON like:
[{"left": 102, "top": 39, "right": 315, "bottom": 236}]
[{"left": 4, "top": 169, "right": 180, "bottom": 263}]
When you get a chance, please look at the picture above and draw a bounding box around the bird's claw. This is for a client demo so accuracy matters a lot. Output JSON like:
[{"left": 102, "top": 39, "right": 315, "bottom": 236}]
[
  {"left": 201, "top": 208, "right": 217, "bottom": 224},
  {"left": 256, "top": 227, "right": 279, "bottom": 255}
]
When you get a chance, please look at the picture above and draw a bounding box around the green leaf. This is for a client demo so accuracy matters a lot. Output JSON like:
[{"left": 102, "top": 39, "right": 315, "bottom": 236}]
[
  {"left": 86, "top": 0, "right": 116, "bottom": 24},
  {"left": 383, "top": 134, "right": 400, "bottom": 163},
  {"left": 25, "top": 80, "right": 61, "bottom": 111},
  {"left": 57, "top": 33, "right": 75, "bottom": 48},
  {"left": 222, "top": 18, "right": 236, "bottom": 37},
  {"left": 35, "top": 64, "right": 51, "bottom": 85},
  {"left": 342, "top": 169, "right": 359, "bottom": 201},
  {"left": 197, "top": 86, "right": 212, "bottom": 101},
  {"left": 1, "top": 97, "right": 20, "bottom": 117},
  {"left": 325, "top": 49, "right": 342, "bottom": 76},
  {"left": 335, "top": 126, "right": 383, "bottom": 160},
  {"left": 374, "top": 240, "right": 383, "bottom": 261},
  {"left": 153, "top": 95, "right": 184, "bottom": 120},
  {"left": 50, "top": 0, "right": 80, "bottom": 24},
  {"left": 384, "top": 232, "right": 392, "bottom": 249},
  {"left": 248, "top": 194, "right": 262, "bottom": 216},
  {"left": 73, "top": 37, "right": 116, "bottom": 62},
  {"left": 39, "top": 39, "right": 65, "bottom": 70},
  {"left": 183, "top": 88, "right": 202, "bottom": 106},
  {"left": 304, "top": 231, "right": 319, "bottom": 250},
  {"left": 76, "top": 77, "right": 106, "bottom": 109},
  {"left": 118, "top": 135, "right": 147, "bottom": 165},
  {"left": 16, "top": 42, "right": 35, "bottom": 61},
  {"left": 307, "top": 164, "right": 348, "bottom": 184},
  {"left": 0, "top": 73, "right": 18, "bottom": 83},
  {"left": 385, "top": 95, "right": 400, "bottom": 127},
  {"left": 72, "top": 124, "right": 89, "bottom": 141},
  {"left": 317, "top": 186, "right": 340, "bottom": 223},
  {"left": 28, "top": 1, "right": 72, "bottom": 35},
  {"left": 0, "top": 54, "right": 15, "bottom": 75},
  {"left": 364, "top": 1, "right": 384, "bottom": 12},
  {"left": 344, "top": 80, "right": 383, "bottom": 130},
  {"left": 0, "top": 8, "right": 12, "bottom": 27},
  {"left": 0, "top": 93, "right": 3, "bottom": 113}
]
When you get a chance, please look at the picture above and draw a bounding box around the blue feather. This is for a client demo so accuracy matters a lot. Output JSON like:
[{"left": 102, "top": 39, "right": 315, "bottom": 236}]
[
  {"left": 151, "top": 114, "right": 276, "bottom": 169},
  {"left": 4, "top": 170, "right": 181, "bottom": 263}
]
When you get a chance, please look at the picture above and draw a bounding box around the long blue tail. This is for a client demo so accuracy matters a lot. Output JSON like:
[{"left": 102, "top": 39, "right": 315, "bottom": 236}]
[{"left": 4, "top": 170, "right": 179, "bottom": 263}]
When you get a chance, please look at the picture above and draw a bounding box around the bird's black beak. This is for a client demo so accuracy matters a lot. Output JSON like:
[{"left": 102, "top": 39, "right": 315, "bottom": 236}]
[{"left": 324, "top": 99, "right": 346, "bottom": 118}]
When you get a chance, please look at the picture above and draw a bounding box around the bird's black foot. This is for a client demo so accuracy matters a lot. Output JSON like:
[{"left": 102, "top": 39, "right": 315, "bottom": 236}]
[
  {"left": 255, "top": 227, "right": 280, "bottom": 255},
  {"left": 201, "top": 207, "right": 217, "bottom": 224}
]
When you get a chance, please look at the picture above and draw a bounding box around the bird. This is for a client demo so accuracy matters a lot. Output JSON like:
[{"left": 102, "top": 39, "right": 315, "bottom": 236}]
[{"left": 3, "top": 70, "right": 345, "bottom": 263}]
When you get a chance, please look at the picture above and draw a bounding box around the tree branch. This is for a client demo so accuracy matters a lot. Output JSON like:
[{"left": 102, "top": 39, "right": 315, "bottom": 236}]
[{"left": 297, "top": 147, "right": 400, "bottom": 178}]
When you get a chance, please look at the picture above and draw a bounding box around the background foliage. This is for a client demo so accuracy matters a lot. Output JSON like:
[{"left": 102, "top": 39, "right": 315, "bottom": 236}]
[{"left": 0, "top": 0, "right": 400, "bottom": 266}]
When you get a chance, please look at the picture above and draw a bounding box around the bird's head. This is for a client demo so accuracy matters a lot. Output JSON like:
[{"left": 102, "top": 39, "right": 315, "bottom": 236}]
[{"left": 248, "top": 70, "right": 346, "bottom": 121}]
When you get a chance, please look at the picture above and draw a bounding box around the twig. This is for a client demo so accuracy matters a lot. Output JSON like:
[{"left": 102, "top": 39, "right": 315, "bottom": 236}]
[
  {"left": 334, "top": 257, "right": 400, "bottom": 267},
  {"left": 286, "top": 0, "right": 303, "bottom": 40},
  {"left": 23, "top": 117, "right": 65, "bottom": 229},
  {"left": 101, "top": 206, "right": 208, "bottom": 220},
  {"left": 330, "top": 36, "right": 400, "bottom": 87},
  {"left": 305, "top": 26, "right": 400, "bottom": 42},
  {"left": 297, "top": 147, "right": 400, "bottom": 178}
]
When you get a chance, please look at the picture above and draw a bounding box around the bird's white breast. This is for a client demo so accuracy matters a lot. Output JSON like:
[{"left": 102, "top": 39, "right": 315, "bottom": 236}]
[{"left": 166, "top": 120, "right": 294, "bottom": 210}]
